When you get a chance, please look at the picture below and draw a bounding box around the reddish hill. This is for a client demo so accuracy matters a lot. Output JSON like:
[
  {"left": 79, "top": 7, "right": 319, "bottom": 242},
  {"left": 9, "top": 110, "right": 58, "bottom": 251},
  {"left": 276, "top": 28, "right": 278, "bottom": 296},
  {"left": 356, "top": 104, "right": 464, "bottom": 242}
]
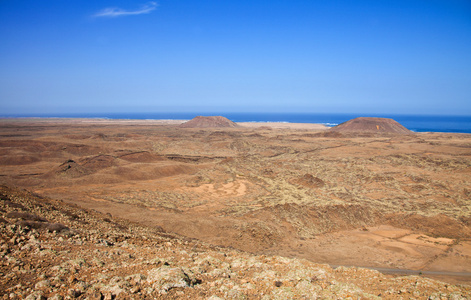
[
  {"left": 179, "top": 116, "right": 240, "bottom": 128},
  {"left": 330, "top": 117, "right": 412, "bottom": 134}
]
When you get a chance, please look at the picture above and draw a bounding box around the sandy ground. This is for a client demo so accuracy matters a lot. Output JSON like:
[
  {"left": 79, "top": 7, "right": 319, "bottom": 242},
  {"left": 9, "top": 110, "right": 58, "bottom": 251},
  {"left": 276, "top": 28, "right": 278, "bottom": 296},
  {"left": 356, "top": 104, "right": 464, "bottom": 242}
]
[{"left": 1, "top": 118, "right": 470, "bottom": 284}]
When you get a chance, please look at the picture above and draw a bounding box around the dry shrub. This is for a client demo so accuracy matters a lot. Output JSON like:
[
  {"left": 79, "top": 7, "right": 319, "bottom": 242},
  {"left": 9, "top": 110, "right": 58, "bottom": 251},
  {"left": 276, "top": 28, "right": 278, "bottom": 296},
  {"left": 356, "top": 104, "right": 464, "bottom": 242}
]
[
  {"left": 3, "top": 201, "right": 26, "bottom": 210},
  {"left": 459, "top": 216, "right": 471, "bottom": 226},
  {"left": 59, "top": 209, "right": 80, "bottom": 220},
  {"left": 45, "top": 222, "right": 69, "bottom": 232},
  {"left": 114, "top": 223, "right": 128, "bottom": 231},
  {"left": 17, "top": 220, "right": 68, "bottom": 232},
  {"left": 6, "top": 211, "right": 48, "bottom": 222}
]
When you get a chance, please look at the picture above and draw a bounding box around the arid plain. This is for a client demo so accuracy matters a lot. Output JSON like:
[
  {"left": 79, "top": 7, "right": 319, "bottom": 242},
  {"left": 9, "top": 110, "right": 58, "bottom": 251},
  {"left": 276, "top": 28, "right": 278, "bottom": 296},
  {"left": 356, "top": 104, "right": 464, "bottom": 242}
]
[{"left": 1, "top": 117, "right": 471, "bottom": 285}]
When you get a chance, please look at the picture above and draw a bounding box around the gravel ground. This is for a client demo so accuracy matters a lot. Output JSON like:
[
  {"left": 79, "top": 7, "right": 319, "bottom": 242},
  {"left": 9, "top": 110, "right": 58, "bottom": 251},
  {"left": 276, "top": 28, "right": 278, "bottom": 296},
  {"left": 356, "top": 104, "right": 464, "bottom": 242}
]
[{"left": 1, "top": 185, "right": 470, "bottom": 299}]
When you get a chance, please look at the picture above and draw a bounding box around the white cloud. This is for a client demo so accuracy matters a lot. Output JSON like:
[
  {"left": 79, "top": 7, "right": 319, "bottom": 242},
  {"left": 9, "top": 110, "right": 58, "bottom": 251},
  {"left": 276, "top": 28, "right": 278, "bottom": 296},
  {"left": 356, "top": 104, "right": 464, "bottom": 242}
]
[{"left": 93, "top": 2, "right": 158, "bottom": 18}]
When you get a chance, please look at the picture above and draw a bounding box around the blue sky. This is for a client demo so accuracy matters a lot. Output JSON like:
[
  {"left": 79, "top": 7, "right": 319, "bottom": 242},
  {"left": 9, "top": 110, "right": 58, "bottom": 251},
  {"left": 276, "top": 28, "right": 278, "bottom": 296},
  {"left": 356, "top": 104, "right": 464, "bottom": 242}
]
[{"left": 0, "top": 0, "right": 470, "bottom": 116}]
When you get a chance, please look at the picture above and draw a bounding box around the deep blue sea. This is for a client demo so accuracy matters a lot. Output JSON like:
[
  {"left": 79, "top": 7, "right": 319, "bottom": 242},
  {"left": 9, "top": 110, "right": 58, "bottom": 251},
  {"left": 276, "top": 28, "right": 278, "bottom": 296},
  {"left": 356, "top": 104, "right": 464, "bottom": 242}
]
[{"left": 3, "top": 112, "right": 471, "bottom": 134}]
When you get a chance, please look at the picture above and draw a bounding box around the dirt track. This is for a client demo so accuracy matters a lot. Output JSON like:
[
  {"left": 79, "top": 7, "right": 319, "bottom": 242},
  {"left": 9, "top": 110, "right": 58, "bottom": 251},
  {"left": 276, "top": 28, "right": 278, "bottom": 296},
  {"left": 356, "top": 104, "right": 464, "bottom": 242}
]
[{"left": 1, "top": 118, "right": 470, "bottom": 284}]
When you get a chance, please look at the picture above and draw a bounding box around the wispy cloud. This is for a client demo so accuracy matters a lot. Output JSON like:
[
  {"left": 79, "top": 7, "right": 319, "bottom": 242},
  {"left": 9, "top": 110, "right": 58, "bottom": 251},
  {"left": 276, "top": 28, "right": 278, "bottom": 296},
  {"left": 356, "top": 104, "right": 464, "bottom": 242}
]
[{"left": 93, "top": 2, "right": 158, "bottom": 18}]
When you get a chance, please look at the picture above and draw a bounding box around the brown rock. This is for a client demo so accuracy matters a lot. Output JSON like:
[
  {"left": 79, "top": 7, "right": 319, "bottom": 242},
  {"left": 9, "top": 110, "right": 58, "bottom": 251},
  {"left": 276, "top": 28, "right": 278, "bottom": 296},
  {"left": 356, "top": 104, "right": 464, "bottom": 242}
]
[
  {"left": 86, "top": 291, "right": 103, "bottom": 300},
  {"left": 67, "top": 289, "right": 82, "bottom": 298}
]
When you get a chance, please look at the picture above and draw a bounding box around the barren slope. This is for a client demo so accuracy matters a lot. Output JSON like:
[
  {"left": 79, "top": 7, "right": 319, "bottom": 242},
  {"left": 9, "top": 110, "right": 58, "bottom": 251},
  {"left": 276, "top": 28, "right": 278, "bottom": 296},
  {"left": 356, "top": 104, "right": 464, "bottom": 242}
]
[{"left": 2, "top": 185, "right": 470, "bottom": 299}]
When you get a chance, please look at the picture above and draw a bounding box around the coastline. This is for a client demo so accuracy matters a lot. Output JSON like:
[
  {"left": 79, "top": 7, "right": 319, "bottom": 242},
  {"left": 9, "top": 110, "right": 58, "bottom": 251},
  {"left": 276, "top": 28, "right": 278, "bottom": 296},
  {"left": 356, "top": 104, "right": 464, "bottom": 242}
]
[
  {"left": 0, "top": 117, "right": 329, "bottom": 130},
  {"left": 2, "top": 115, "right": 471, "bottom": 133}
]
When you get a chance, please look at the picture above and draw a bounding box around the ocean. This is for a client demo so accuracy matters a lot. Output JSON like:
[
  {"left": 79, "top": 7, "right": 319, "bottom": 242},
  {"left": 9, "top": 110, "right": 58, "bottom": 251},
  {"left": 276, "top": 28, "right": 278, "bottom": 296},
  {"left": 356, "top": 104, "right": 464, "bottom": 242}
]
[{"left": 3, "top": 112, "right": 471, "bottom": 134}]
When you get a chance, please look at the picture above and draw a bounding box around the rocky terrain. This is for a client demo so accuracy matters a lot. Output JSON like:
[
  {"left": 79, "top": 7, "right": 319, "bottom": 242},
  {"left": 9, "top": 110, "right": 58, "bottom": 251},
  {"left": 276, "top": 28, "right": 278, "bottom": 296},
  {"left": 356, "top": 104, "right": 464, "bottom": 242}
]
[
  {"left": 0, "top": 117, "right": 471, "bottom": 297},
  {"left": 1, "top": 185, "right": 471, "bottom": 299}
]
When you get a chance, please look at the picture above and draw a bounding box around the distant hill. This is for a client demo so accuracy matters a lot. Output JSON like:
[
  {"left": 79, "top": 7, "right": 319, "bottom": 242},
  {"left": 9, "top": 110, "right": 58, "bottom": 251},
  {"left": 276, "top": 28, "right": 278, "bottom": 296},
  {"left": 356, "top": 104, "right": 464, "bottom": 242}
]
[
  {"left": 330, "top": 117, "right": 412, "bottom": 134},
  {"left": 179, "top": 116, "right": 240, "bottom": 128}
]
